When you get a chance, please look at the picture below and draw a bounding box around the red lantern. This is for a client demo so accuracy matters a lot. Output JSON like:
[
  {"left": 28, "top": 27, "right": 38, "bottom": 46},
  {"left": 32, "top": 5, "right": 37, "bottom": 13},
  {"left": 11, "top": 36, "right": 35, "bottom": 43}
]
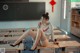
[{"left": 50, "top": 0, "right": 56, "bottom": 12}]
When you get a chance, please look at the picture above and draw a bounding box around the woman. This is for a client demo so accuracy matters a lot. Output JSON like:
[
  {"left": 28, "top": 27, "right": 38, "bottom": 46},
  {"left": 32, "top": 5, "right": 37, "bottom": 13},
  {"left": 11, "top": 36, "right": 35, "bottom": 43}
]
[
  {"left": 38, "top": 13, "right": 54, "bottom": 40},
  {"left": 10, "top": 13, "right": 54, "bottom": 50}
]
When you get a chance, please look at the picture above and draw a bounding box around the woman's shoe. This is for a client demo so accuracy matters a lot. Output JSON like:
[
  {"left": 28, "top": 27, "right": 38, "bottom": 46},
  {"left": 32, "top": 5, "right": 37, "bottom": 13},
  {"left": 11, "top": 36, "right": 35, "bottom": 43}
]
[
  {"left": 10, "top": 41, "right": 22, "bottom": 47},
  {"left": 10, "top": 44, "right": 16, "bottom": 47},
  {"left": 16, "top": 41, "right": 22, "bottom": 45}
]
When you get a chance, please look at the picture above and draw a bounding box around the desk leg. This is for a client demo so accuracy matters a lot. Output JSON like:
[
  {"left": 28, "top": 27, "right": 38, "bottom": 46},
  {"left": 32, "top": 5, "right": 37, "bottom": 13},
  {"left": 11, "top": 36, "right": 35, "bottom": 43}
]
[
  {"left": 54, "top": 48, "right": 62, "bottom": 53},
  {"left": 38, "top": 49, "right": 40, "bottom": 53},
  {"left": 54, "top": 48, "right": 58, "bottom": 53},
  {"left": 18, "top": 50, "right": 21, "bottom": 53},
  {"left": 62, "top": 47, "right": 65, "bottom": 53}
]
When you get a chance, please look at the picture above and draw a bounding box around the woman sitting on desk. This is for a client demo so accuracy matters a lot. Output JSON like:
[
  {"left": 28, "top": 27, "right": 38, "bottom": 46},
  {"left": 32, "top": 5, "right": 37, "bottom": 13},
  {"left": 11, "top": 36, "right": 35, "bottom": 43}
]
[
  {"left": 10, "top": 13, "right": 54, "bottom": 50},
  {"left": 38, "top": 13, "right": 54, "bottom": 41}
]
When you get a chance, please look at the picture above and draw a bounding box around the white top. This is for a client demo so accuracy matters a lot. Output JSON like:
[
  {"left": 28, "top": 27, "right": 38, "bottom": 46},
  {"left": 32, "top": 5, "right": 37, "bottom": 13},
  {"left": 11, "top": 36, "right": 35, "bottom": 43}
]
[
  {"left": 38, "top": 22, "right": 54, "bottom": 40},
  {"left": 41, "top": 22, "right": 52, "bottom": 35}
]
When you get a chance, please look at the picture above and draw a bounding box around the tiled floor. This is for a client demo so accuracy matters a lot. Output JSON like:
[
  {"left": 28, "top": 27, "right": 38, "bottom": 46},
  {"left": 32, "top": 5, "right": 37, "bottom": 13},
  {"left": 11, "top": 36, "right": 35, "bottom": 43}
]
[{"left": 68, "top": 34, "right": 80, "bottom": 43}]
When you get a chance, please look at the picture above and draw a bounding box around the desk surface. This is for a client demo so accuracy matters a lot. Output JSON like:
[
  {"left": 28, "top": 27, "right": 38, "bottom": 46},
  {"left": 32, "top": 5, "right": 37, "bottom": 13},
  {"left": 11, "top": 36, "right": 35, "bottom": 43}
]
[
  {"left": 37, "top": 41, "right": 80, "bottom": 49},
  {"left": 0, "top": 40, "right": 80, "bottom": 50},
  {"left": 0, "top": 37, "right": 5, "bottom": 41},
  {"left": 53, "top": 30, "right": 62, "bottom": 34},
  {"left": 0, "top": 35, "right": 71, "bottom": 50},
  {"left": 37, "top": 42, "right": 59, "bottom": 49},
  {"left": 54, "top": 35, "right": 70, "bottom": 39},
  {"left": 4, "top": 36, "right": 19, "bottom": 41},
  {"left": 0, "top": 43, "right": 24, "bottom": 50},
  {"left": 0, "top": 35, "right": 70, "bottom": 41},
  {"left": 58, "top": 41, "right": 80, "bottom": 47}
]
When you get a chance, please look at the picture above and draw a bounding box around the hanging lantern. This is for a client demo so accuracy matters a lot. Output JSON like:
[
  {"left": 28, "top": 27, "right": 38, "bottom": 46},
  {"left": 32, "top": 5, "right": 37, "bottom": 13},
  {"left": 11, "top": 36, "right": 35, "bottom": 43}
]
[{"left": 50, "top": 0, "right": 56, "bottom": 12}]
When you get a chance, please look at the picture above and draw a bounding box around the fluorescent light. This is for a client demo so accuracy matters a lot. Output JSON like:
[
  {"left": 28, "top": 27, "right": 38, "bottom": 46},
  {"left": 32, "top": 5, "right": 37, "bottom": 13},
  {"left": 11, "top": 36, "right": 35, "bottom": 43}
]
[{"left": 64, "top": 0, "right": 66, "bottom": 19}]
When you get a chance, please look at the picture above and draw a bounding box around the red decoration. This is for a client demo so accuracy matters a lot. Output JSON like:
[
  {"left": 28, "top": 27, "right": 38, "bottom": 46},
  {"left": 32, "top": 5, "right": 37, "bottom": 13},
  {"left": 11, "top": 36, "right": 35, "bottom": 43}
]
[{"left": 50, "top": 0, "right": 56, "bottom": 12}]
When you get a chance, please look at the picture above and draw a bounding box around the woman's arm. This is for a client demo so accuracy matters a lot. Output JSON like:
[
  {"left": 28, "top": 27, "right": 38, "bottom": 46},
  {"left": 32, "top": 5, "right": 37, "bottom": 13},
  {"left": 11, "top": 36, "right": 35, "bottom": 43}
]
[
  {"left": 38, "top": 22, "right": 42, "bottom": 28},
  {"left": 50, "top": 23, "right": 54, "bottom": 41}
]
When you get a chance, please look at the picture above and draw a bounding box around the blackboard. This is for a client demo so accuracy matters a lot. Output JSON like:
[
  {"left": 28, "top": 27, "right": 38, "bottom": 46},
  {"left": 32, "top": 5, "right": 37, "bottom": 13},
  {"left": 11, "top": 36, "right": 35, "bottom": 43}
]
[{"left": 0, "top": 2, "right": 45, "bottom": 21}]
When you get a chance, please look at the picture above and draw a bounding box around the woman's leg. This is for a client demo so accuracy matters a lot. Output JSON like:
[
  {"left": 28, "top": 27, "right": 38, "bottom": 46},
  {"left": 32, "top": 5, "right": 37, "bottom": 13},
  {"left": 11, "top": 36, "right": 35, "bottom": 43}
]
[
  {"left": 11, "top": 28, "right": 48, "bottom": 50},
  {"left": 12, "top": 29, "right": 37, "bottom": 46},
  {"left": 40, "top": 28, "right": 49, "bottom": 46},
  {"left": 31, "top": 28, "right": 49, "bottom": 50},
  {"left": 31, "top": 29, "right": 42, "bottom": 50}
]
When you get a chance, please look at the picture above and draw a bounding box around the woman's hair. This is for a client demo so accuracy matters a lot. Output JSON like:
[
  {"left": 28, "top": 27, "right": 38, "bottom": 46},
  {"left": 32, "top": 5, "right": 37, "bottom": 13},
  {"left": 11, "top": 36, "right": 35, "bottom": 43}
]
[{"left": 42, "top": 12, "right": 49, "bottom": 20}]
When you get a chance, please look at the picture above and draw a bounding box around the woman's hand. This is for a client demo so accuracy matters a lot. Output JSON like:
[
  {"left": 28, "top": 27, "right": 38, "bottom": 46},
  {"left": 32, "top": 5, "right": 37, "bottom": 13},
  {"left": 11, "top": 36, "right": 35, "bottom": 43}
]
[{"left": 38, "top": 22, "right": 42, "bottom": 28}]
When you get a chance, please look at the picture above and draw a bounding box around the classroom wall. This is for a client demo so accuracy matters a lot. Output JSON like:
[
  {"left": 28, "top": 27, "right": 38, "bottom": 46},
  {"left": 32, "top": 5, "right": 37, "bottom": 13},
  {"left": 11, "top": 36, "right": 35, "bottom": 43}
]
[
  {"left": 0, "top": 0, "right": 61, "bottom": 29},
  {"left": 60, "top": 0, "right": 80, "bottom": 33},
  {"left": 60, "top": 0, "right": 71, "bottom": 33}
]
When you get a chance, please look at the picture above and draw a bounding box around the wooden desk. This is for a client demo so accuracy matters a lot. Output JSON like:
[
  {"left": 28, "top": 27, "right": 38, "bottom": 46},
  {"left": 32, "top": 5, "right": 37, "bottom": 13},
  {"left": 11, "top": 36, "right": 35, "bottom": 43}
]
[
  {"left": 54, "top": 35, "right": 70, "bottom": 40},
  {"left": 0, "top": 35, "right": 70, "bottom": 42},
  {"left": 0, "top": 44, "right": 24, "bottom": 53},
  {"left": 8, "top": 32, "right": 24, "bottom": 36},
  {"left": 3, "top": 35, "right": 70, "bottom": 42},
  {"left": 4, "top": 36, "right": 19, "bottom": 41},
  {"left": 2, "top": 41, "right": 78, "bottom": 53},
  {"left": 0, "top": 37, "right": 5, "bottom": 41},
  {"left": 0, "top": 32, "right": 9, "bottom": 37},
  {"left": 0, "top": 43, "right": 24, "bottom": 50},
  {"left": 0, "top": 37, "right": 19, "bottom": 44},
  {"left": 37, "top": 42, "right": 59, "bottom": 53},
  {"left": 58, "top": 41, "right": 80, "bottom": 47},
  {"left": 37, "top": 42, "right": 59, "bottom": 49},
  {"left": 0, "top": 43, "right": 24, "bottom": 53},
  {"left": 37, "top": 41, "right": 80, "bottom": 53},
  {"left": 54, "top": 30, "right": 62, "bottom": 35}
]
